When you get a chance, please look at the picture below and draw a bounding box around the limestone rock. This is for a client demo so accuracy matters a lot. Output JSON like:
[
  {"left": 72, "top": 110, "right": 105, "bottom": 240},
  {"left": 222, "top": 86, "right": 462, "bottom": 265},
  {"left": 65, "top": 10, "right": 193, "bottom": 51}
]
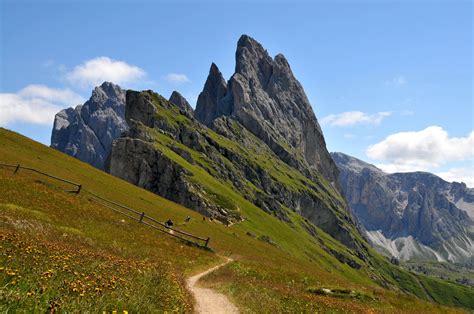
[
  {"left": 332, "top": 152, "right": 474, "bottom": 263},
  {"left": 194, "top": 35, "right": 339, "bottom": 184},
  {"left": 169, "top": 91, "right": 194, "bottom": 117},
  {"left": 51, "top": 82, "right": 127, "bottom": 169},
  {"left": 194, "top": 63, "right": 229, "bottom": 126}
]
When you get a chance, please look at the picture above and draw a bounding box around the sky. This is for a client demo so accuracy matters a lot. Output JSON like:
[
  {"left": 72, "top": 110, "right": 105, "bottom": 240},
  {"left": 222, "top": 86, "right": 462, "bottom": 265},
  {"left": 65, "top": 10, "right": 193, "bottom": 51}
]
[{"left": 1, "top": 0, "right": 473, "bottom": 186}]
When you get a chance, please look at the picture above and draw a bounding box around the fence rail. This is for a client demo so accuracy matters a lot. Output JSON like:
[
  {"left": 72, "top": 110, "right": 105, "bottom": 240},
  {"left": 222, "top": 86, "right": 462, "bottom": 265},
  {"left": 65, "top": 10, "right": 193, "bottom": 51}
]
[{"left": 0, "top": 163, "right": 210, "bottom": 248}]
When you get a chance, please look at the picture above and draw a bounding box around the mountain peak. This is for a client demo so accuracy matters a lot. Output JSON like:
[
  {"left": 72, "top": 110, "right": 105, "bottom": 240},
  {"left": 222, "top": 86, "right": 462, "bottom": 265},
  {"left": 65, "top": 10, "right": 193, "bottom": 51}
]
[
  {"left": 235, "top": 35, "right": 272, "bottom": 81},
  {"left": 169, "top": 91, "right": 193, "bottom": 117},
  {"left": 236, "top": 34, "right": 265, "bottom": 51},
  {"left": 92, "top": 81, "right": 124, "bottom": 103},
  {"left": 195, "top": 35, "right": 339, "bottom": 183},
  {"left": 194, "top": 63, "right": 228, "bottom": 126},
  {"left": 209, "top": 62, "right": 220, "bottom": 74},
  {"left": 51, "top": 82, "right": 127, "bottom": 169},
  {"left": 331, "top": 152, "right": 382, "bottom": 174}
]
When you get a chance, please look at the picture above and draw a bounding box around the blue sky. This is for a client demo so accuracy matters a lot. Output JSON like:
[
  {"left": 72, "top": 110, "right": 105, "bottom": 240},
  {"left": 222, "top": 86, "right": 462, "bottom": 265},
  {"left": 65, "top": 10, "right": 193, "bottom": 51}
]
[{"left": 1, "top": 0, "right": 473, "bottom": 185}]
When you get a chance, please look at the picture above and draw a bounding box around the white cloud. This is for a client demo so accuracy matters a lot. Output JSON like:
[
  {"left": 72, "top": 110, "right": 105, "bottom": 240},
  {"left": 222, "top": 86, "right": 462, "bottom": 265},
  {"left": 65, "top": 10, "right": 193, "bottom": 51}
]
[
  {"left": 367, "top": 126, "right": 474, "bottom": 172},
  {"left": 374, "top": 163, "right": 425, "bottom": 173},
  {"left": 19, "top": 85, "right": 84, "bottom": 105},
  {"left": 0, "top": 85, "right": 84, "bottom": 126},
  {"left": 386, "top": 75, "right": 407, "bottom": 86},
  {"left": 322, "top": 111, "right": 392, "bottom": 127},
  {"left": 436, "top": 167, "right": 474, "bottom": 188},
  {"left": 163, "top": 73, "right": 191, "bottom": 84},
  {"left": 66, "top": 57, "right": 145, "bottom": 88}
]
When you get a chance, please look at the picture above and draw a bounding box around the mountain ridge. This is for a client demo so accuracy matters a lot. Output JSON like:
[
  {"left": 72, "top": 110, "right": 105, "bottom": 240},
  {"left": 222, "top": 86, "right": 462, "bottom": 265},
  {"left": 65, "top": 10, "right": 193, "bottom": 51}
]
[{"left": 332, "top": 152, "right": 474, "bottom": 264}]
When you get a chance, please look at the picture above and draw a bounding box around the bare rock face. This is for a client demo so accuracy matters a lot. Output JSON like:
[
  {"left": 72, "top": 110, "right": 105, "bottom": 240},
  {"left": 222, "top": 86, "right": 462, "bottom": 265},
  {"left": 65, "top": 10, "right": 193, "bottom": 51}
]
[
  {"left": 194, "top": 63, "right": 229, "bottom": 125},
  {"left": 332, "top": 152, "right": 474, "bottom": 263},
  {"left": 108, "top": 90, "right": 241, "bottom": 224},
  {"left": 169, "top": 91, "right": 194, "bottom": 117},
  {"left": 195, "top": 35, "right": 339, "bottom": 184},
  {"left": 108, "top": 89, "right": 364, "bottom": 258},
  {"left": 51, "top": 82, "right": 127, "bottom": 169}
]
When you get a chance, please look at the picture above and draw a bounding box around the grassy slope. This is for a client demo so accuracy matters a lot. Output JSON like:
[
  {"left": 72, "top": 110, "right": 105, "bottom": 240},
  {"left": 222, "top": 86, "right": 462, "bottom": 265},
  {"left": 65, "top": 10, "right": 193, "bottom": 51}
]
[
  {"left": 403, "top": 261, "right": 474, "bottom": 284},
  {"left": 0, "top": 128, "right": 472, "bottom": 312},
  {"left": 148, "top": 91, "right": 362, "bottom": 250}
]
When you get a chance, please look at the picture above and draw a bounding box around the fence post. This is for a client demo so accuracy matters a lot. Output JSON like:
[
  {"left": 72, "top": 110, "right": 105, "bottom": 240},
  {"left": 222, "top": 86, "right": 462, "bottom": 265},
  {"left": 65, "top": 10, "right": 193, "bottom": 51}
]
[
  {"left": 139, "top": 212, "right": 145, "bottom": 223},
  {"left": 76, "top": 185, "right": 82, "bottom": 194},
  {"left": 205, "top": 237, "right": 210, "bottom": 248},
  {"left": 13, "top": 164, "right": 20, "bottom": 174}
]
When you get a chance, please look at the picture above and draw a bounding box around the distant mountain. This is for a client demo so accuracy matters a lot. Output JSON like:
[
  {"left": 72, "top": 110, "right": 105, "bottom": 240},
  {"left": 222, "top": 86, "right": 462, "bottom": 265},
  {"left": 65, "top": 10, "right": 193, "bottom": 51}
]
[
  {"left": 332, "top": 152, "right": 474, "bottom": 264},
  {"left": 51, "top": 82, "right": 127, "bottom": 169}
]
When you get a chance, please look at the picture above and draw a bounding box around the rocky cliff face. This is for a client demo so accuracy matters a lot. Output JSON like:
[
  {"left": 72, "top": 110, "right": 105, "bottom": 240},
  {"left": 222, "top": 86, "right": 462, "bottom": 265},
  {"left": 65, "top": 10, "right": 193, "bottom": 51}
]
[
  {"left": 51, "top": 36, "right": 369, "bottom": 265},
  {"left": 108, "top": 90, "right": 243, "bottom": 223},
  {"left": 108, "top": 89, "right": 362, "bottom": 255},
  {"left": 195, "top": 35, "right": 339, "bottom": 184},
  {"left": 332, "top": 152, "right": 474, "bottom": 263},
  {"left": 51, "top": 82, "right": 127, "bottom": 169},
  {"left": 106, "top": 36, "right": 367, "bottom": 256}
]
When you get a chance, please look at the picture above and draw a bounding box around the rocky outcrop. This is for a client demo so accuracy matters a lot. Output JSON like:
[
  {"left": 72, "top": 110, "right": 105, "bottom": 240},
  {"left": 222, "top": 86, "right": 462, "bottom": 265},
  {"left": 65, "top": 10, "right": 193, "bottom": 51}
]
[
  {"left": 108, "top": 90, "right": 241, "bottom": 224},
  {"left": 332, "top": 152, "right": 474, "bottom": 263},
  {"left": 194, "top": 63, "right": 229, "bottom": 126},
  {"left": 105, "top": 36, "right": 365, "bottom": 254},
  {"left": 51, "top": 82, "right": 127, "bottom": 169},
  {"left": 52, "top": 36, "right": 366, "bottom": 260},
  {"left": 108, "top": 85, "right": 363, "bottom": 258},
  {"left": 169, "top": 91, "right": 194, "bottom": 117},
  {"left": 195, "top": 35, "right": 339, "bottom": 184}
]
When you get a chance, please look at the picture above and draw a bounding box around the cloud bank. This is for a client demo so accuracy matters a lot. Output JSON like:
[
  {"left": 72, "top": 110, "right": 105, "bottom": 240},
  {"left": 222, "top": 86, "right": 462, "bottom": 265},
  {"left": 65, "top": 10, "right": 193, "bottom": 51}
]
[
  {"left": 436, "top": 166, "right": 474, "bottom": 188},
  {"left": 367, "top": 126, "right": 474, "bottom": 183},
  {"left": 0, "top": 85, "right": 85, "bottom": 126},
  {"left": 66, "top": 57, "right": 145, "bottom": 88}
]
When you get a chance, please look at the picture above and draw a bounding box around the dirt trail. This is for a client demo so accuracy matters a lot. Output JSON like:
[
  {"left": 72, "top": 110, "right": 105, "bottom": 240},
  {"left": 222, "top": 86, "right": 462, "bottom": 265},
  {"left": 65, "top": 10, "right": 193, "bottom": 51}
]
[{"left": 186, "top": 258, "right": 239, "bottom": 314}]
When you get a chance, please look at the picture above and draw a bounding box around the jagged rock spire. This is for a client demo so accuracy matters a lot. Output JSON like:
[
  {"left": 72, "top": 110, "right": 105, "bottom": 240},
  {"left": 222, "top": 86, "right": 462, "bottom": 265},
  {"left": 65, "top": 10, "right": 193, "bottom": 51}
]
[
  {"left": 194, "top": 35, "right": 339, "bottom": 184},
  {"left": 194, "top": 63, "right": 229, "bottom": 126}
]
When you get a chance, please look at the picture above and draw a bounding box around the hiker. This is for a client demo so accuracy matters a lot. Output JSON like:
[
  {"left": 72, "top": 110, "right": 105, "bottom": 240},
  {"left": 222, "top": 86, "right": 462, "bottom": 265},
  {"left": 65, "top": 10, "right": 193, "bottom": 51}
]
[{"left": 165, "top": 219, "right": 174, "bottom": 228}]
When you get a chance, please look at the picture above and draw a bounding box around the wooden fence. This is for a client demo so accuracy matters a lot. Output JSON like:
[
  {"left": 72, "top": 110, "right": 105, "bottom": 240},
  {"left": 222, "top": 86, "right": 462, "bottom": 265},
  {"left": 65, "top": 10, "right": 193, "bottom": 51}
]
[{"left": 0, "top": 163, "right": 210, "bottom": 248}]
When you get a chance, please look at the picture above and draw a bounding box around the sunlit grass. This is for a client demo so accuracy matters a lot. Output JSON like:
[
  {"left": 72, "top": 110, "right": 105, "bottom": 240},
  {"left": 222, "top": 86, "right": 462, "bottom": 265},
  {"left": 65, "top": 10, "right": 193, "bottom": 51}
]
[{"left": 0, "top": 128, "right": 472, "bottom": 312}]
